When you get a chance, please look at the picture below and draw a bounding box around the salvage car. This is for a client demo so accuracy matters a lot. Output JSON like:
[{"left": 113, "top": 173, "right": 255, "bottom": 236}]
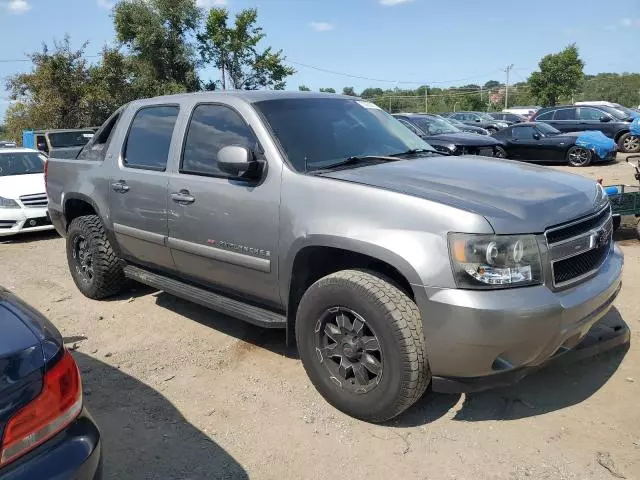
[
  {"left": 46, "top": 92, "right": 628, "bottom": 422},
  {"left": 491, "top": 122, "right": 617, "bottom": 166},
  {"left": 393, "top": 113, "right": 506, "bottom": 157},
  {"left": 444, "top": 117, "right": 490, "bottom": 135},
  {"left": 442, "top": 111, "right": 509, "bottom": 132},
  {"left": 531, "top": 105, "right": 639, "bottom": 153},
  {"left": 0, "top": 287, "right": 102, "bottom": 478},
  {"left": 0, "top": 148, "right": 53, "bottom": 237}
]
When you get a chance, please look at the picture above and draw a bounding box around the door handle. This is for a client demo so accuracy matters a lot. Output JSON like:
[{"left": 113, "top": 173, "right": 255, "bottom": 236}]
[
  {"left": 112, "top": 181, "right": 130, "bottom": 193},
  {"left": 171, "top": 190, "right": 195, "bottom": 205}
]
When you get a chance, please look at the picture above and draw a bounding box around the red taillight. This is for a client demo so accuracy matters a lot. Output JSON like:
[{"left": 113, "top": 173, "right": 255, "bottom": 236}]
[{"left": 0, "top": 350, "right": 82, "bottom": 467}]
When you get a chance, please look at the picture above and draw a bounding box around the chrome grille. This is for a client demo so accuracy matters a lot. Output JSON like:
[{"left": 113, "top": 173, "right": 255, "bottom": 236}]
[
  {"left": 19, "top": 193, "right": 48, "bottom": 207},
  {"left": 545, "top": 205, "right": 612, "bottom": 288}
]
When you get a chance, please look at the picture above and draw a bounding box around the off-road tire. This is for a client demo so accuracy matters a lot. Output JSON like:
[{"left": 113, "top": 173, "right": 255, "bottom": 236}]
[
  {"left": 66, "top": 215, "right": 124, "bottom": 299},
  {"left": 296, "top": 269, "right": 430, "bottom": 423}
]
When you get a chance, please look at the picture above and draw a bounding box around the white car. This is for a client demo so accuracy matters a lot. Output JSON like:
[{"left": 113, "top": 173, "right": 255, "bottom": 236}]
[{"left": 0, "top": 148, "right": 54, "bottom": 237}]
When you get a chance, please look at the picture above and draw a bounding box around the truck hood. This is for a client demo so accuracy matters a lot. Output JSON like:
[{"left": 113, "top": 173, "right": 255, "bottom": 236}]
[
  {"left": 0, "top": 173, "right": 45, "bottom": 199},
  {"left": 319, "top": 155, "right": 605, "bottom": 234},
  {"left": 426, "top": 132, "right": 500, "bottom": 146}
]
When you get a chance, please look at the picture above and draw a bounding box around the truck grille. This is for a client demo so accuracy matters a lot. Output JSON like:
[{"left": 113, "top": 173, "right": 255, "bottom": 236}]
[
  {"left": 545, "top": 205, "right": 612, "bottom": 288},
  {"left": 19, "top": 193, "right": 48, "bottom": 207}
]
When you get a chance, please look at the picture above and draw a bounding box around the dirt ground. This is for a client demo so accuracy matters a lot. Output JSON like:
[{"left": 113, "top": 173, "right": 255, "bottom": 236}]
[{"left": 1, "top": 155, "right": 639, "bottom": 480}]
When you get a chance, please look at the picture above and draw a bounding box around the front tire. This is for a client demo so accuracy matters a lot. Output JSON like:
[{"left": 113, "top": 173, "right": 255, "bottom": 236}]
[
  {"left": 494, "top": 146, "right": 508, "bottom": 158},
  {"left": 66, "top": 215, "right": 124, "bottom": 299},
  {"left": 567, "top": 146, "right": 592, "bottom": 167},
  {"left": 618, "top": 133, "right": 640, "bottom": 153},
  {"left": 296, "top": 270, "right": 430, "bottom": 422}
]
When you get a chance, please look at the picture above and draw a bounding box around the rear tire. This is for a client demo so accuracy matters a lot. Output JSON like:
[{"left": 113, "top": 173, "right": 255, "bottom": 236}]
[
  {"left": 296, "top": 270, "right": 430, "bottom": 423},
  {"left": 66, "top": 215, "right": 124, "bottom": 299},
  {"left": 567, "top": 146, "right": 592, "bottom": 167},
  {"left": 618, "top": 133, "right": 640, "bottom": 153}
]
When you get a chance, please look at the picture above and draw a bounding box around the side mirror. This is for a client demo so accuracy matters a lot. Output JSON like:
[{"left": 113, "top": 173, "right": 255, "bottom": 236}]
[
  {"left": 532, "top": 133, "right": 541, "bottom": 140},
  {"left": 475, "top": 118, "right": 481, "bottom": 122},
  {"left": 600, "top": 116, "right": 611, "bottom": 123},
  {"left": 217, "top": 145, "right": 263, "bottom": 180}
]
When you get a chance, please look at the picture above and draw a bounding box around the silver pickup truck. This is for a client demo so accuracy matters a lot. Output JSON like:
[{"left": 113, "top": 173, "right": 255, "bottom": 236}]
[{"left": 46, "top": 92, "right": 628, "bottom": 422}]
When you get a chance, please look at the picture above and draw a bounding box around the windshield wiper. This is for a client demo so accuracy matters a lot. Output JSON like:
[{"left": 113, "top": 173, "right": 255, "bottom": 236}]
[
  {"left": 390, "top": 148, "right": 448, "bottom": 157},
  {"left": 310, "top": 155, "right": 400, "bottom": 173}
]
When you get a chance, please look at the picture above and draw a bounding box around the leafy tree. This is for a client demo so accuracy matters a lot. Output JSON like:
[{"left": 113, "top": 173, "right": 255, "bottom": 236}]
[
  {"left": 580, "top": 73, "right": 640, "bottom": 106},
  {"left": 529, "top": 44, "right": 584, "bottom": 106},
  {"left": 5, "top": 36, "right": 90, "bottom": 137},
  {"left": 360, "top": 87, "right": 384, "bottom": 99},
  {"left": 298, "top": 85, "right": 311, "bottom": 91},
  {"left": 319, "top": 88, "right": 336, "bottom": 93},
  {"left": 342, "top": 86, "right": 357, "bottom": 96},
  {"left": 199, "top": 7, "right": 295, "bottom": 90},
  {"left": 484, "top": 80, "right": 501, "bottom": 90},
  {"left": 114, "top": 0, "right": 200, "bottom": 92}
]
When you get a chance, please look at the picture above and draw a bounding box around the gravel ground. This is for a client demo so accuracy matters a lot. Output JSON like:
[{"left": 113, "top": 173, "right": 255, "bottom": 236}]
[{"left": 1, "top": 155, "right": 639, "bottom": 480}]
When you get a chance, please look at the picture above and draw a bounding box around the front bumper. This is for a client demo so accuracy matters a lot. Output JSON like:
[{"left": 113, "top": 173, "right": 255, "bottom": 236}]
[
  {"left": 0, "top": 206, "right": 54, "bottom": 237},
  {"left": 594, "top": 148, "right": 618, "bottom": 163},
  {"left": 0, "top": 409, "right": 102, "bottom": 480},
  {"left": 416, "top": 244, "right": 625, "bottom": 386}
]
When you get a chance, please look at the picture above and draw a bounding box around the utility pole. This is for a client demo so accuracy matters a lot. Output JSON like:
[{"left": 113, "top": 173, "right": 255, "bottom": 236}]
[
  {"left": 504, "top": 64, "right": 514, "bottom": 110},
  {"left": 424, "top": 90, "right": 428, "bottom": 113}
]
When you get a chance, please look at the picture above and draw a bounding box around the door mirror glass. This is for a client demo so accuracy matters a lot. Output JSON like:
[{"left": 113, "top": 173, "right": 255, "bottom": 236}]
[
  {"left": 217, "top": 145, "right": 263, "bottom": 180},
  {"left": 600, "top": 115, "right": 611, "bottom": 122}
]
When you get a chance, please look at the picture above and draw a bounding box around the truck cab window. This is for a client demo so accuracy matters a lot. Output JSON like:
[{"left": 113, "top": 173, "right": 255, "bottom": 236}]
[
  {"left": 181, "top": 104, "right": 258, "bottom": 177},
  {"left": 123, "top": 105, "right": 179, "bottom": 171}
]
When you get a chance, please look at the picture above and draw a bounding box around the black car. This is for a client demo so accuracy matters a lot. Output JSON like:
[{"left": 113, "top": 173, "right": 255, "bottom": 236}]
[
  {"left": 445, "top": 117, "right": 490, "bottom": 135},
  {"left": 394, "top": 113, "right": 506, "bottom": 157},
  {"left": 442, "top": 111, "right": 510, "bottom": 133},
  {"left": 488, "top": 112, "right": 528, "bottom": 124},
  {"left": 491, "top": 122, "right": 618, "bottom": 167},
  {"left": 0, "top": 287, "right": 102, "bottom": 479},
  {"left": 531, "top": 105, "right": 639, "bottom": 153}
]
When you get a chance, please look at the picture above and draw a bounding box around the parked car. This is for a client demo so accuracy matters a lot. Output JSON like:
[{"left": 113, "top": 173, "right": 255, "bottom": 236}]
[
  {"left": 0, "top": 287, "right": 102, "bottom": 478},
  {"left": 393, "top": 113, "right": 506, "bottom": 157},
  {"left": 0, "top": 141, "right": 17, "bottom": 148},
  {"left": 0, "top": 148, "right": 54, "bottom": 237},
  {"left": 444, "top": 117, "right": 490, "bottom": 135},
  {"left": 491, "top": 122, "right": 618, "bottom": 166},
  {"left": 47, "top": 92, "right": 627, "bottom": 422},
  {"left": 442, "top": 111, "right": 509, "bottom": 132},
  {"left": 488, "top": 112, "right": 528, "bottom": 124},
  {"left": 503, "top": 106, "right": 541, "bottom": 118},
  {"left": 531, "top": 105, "right": 639, "bottom": 153},
  {"left": 22, "top": 129, "right": 95, "bottom": 159}
]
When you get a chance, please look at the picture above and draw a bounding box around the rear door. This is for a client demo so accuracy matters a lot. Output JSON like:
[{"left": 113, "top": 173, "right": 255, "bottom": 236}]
[
  {"left": 166, "top": 102, "right": 282, "bottom": 306},
  {"left": 108, "top": 105, "right": 179, "bottom": 270},
  {"left": 549, "top": 107, "right": 579, "bottom": 132}
]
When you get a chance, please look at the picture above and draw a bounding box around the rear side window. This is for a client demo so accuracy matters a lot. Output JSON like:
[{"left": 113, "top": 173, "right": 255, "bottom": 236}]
[
  {"left": 535, "top": 110, "right": 553, "bottom": 121},
  {"left": 579, "top": 107, "right": 604, "bottom": 121},
  {"left": 181, "top": 104, "right": 258, "bottom": 177},
  {"left": 554, "top": 108, "right": 577, "bottom": 121},
  {"left": 124, "top": 106, "right": 179, "bottom": 171}
]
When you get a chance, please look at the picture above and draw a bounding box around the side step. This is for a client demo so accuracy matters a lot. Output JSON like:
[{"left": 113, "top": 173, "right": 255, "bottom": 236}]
[{"left": 123, "top": 265, "right": 287, "bottom": 329}]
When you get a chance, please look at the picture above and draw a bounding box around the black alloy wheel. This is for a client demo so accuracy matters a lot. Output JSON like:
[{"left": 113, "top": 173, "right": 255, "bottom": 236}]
[{"left": 72, "top": 234, "right": 94, "bottom": 284}]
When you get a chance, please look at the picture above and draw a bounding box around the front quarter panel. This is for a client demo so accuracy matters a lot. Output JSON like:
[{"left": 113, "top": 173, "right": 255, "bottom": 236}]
[{"left": 279, "top": 169, "right": 493, "bottom": 296}]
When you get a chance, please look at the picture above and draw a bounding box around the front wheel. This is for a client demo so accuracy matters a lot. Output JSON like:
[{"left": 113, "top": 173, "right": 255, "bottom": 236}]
[
  {"left": 296, "top": 270, "right": 430, "bottom": 423},
  {"left": 567, "top": 146, "right": 592, "bottom": 167},
  {"left": 494, "top": 146, "right": 508, "bottom": 158}
]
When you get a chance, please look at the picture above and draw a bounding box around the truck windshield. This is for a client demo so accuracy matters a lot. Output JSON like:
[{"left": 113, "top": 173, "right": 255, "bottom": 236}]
[
  {"left": 48, "top": 131, "right": 94, "bottom": 148},
  {"left": 0, "top": 152, "right": 45, "bottom": 176},
  {"left": 254, "top": 98, "right": 434, "bottom": 172}
]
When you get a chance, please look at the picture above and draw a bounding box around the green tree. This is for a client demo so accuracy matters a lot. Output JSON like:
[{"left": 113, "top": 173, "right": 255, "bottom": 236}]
[
  {"left": 199, "top": 7, "right": 295, "bottom": 90},
  {"left": 5, "top": 36, "right": 90, "bottom": 136},
  {"left": 298, "top": 85, "right": 311, "bottom": 91},
  {"left": 529, "top": 44, "right": 584, "bottom": 106},
  {"left": 114, "top": 0, "right": 200, "bottom": 92},
  {"left": 484, "top": 80, "right": 501, "bottom": 90},
  {"left": 342, "top": 86, "right": 356, "bottom": 96},
  {"left": 360, "top": 87, "right": 383, "bottom": 99},
  {"left": 319, "top": 88, "right": 336, "bottom": 93}
]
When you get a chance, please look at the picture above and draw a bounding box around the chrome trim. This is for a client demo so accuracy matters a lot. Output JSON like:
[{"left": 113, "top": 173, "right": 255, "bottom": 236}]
[{"left": 544, "top": 204, "right": 610, "bottom": 242}]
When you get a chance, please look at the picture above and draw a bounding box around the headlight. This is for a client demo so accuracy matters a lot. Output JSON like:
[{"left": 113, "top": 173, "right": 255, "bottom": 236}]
[
  {"left": 0, "top": 196, "right": 20, "bottom": 208},
  {"left": 448, "top": 233, "right": 542, "bottom": 289}
]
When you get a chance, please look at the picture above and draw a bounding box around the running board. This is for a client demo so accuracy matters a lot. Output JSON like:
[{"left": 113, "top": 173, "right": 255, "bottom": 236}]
[{"left": 123, "top": 265, "right": 287, "bottom": 329}]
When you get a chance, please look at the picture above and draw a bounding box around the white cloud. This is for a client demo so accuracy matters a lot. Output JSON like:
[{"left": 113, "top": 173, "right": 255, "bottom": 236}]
[
  {"left": 196, "top": 0, "right": 227, "bottom": 7},
  {"left": 379, "top": 0, "right": 415, "bottom": 6},
  {"left": 96, "top": 0, "right": 114, "bottom": 9},
  {"left": 310, "top": 21, "right": 334, "bottom": 32},
  {"left": 6, "top": 0, "right": 30, "bottom": 14},
  {"left": 621, "top": 18, "right": 640, "bottom": 28}
]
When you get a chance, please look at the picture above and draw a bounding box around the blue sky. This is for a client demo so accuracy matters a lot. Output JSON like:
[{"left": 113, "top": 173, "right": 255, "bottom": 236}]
[{"left": 1, "top": 0, "right": 639, "bottom": 119}]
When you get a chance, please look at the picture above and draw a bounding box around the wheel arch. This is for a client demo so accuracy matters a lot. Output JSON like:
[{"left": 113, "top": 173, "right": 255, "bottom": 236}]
[{"left": 614, "top": 129, "right": 630, "bottom": 143}]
